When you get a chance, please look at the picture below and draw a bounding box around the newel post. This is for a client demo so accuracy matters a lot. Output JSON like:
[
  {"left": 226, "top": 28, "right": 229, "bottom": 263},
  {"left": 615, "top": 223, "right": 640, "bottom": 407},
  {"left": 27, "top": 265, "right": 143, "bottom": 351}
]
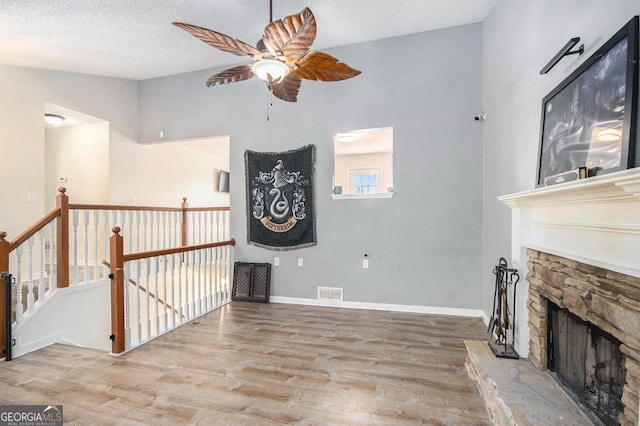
[
  {"left": 0, "top": 231, "right": 9, "bottom": 358},
  {"left": 181, "top": 197, "right": 188, "bottom": 247},
  {"left": 109, "top": 227, "right": 125, "bottom": 354},
  {"left": 56, "top": 187, "right": 69, "bottom": 288},
  {"left": 0, "top": 231, "right": 8, "bottom": 278}
]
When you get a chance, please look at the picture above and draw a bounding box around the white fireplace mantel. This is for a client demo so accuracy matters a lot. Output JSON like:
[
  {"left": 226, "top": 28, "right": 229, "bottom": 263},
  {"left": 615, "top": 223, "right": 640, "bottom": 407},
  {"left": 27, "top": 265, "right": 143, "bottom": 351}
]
[
  {"left": 500, "top": 167, "right": 640, "bottom": 278},
  {"left": 498, "top": 167, "right": 640, "bottom": 356}
]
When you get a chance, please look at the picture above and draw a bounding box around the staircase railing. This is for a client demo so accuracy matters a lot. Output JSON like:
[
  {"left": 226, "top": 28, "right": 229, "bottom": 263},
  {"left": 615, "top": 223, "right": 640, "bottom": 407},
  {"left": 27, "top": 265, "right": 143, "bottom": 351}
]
[
  {"left": 0, "top": 188, "right": 231, "bottom": 358},
  {"left": 109, "top": 228, "right": 235, "bottom": 354}
]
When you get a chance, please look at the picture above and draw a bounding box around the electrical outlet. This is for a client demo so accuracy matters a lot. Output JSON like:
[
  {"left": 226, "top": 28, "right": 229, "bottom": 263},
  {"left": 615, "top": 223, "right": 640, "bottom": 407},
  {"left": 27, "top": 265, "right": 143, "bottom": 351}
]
[
  {"left": 298, "top": 258, "right": 303, "bottom": 267},
  {"left": 362, "top": 259, "right": 369, "bottom": 269},
  {"left": 274, "top": 257, "right": 280, "bottom": 266}
]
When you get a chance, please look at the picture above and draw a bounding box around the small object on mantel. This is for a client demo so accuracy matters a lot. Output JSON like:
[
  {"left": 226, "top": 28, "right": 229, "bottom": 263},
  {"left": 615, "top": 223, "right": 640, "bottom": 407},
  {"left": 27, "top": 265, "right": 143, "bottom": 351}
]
[{"left": 487, "top": 257, "right": 520, "bottom": 359}]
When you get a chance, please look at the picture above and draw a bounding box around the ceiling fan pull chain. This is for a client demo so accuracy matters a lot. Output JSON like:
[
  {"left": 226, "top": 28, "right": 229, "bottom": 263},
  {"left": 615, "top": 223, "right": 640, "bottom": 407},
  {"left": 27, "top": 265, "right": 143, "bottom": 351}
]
[{"left": 266, "top": 90, "right": 273, "bottom": 121}]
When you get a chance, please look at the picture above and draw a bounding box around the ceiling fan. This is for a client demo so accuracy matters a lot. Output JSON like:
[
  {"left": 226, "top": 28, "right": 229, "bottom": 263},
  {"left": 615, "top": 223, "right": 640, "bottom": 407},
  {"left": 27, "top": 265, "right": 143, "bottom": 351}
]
[{"left": 172, "top": 2, "right": 361, "bottom": 102}]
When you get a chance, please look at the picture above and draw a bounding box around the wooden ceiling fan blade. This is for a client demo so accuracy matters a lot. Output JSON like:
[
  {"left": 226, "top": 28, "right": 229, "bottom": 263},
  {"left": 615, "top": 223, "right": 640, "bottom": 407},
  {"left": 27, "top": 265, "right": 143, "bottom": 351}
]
[
  {"left": 206, "top": 64, "right": 255, "bottom": 87},
  {"left": 293, "top": 51, "right": 361, "bottom": 82},
  {"left": 263, "top": 7, "right": 316, "bottom": 62},
  {"left": 270, "top": 74, "right": 302, "bottom": 102},
  {"left": 173, "top": 22, "right": 263, "bottom": 59}
]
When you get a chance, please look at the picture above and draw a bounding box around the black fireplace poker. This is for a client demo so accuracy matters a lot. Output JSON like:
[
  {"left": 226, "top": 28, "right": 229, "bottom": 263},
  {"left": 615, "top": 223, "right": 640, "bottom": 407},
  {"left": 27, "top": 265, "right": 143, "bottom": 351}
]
[{"left": 487, "top": 257, "right": 520, "bottom": 359}]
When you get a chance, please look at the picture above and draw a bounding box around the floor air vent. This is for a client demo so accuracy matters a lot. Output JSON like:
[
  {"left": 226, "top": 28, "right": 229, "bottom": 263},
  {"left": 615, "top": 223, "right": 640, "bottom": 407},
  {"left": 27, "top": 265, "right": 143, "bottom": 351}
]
[{"left": 318, "top": 287, "right": 343, "bottom": 301}]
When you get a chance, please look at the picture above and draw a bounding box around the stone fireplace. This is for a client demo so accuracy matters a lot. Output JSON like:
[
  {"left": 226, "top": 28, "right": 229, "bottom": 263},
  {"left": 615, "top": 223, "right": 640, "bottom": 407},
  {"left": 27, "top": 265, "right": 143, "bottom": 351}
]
[
  {"left": 499, "top": 168, "right": 640, "bottom": 425},
  {"left": 527, "top": 249, "right": 638, "bottom": 424}
]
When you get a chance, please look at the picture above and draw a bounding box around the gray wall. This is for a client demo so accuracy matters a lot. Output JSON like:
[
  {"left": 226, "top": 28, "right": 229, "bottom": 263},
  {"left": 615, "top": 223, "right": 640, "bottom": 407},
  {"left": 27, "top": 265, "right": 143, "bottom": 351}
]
[
  {"left": 139, "top": 24, "right": 484, "bottom": 308},
  {"left": 481, "top": 1, "right": 640, "bottom": 314}
]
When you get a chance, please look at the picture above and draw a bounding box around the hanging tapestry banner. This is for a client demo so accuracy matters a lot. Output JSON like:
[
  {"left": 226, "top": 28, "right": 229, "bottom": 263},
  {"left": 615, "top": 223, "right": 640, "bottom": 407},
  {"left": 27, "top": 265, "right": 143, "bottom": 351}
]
[{"left": 245, "top": 145, "right": 316, "bottom": 250}]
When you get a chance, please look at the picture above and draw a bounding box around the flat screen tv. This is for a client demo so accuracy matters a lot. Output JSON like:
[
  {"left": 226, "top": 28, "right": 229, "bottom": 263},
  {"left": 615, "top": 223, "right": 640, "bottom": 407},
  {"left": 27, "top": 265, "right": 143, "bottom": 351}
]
[
  {"left": 536, "top": 16, "right": 639, "bottom": 187},
  {"left": 217, "top": 170, "right": 230, "bottom": 193}
]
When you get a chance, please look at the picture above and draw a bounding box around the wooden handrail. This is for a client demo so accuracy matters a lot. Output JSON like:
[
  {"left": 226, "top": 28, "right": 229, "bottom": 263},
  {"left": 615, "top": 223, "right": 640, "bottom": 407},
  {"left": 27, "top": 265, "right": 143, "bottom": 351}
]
[
  {"left": 70, "top": 204, "right": 229, "bottom": 212},
  {"left": 123, "top": 238, "right": 236, "bottom": 262},
  {"left": 7, "top": 209, "right": 61, "bottom": 252}
]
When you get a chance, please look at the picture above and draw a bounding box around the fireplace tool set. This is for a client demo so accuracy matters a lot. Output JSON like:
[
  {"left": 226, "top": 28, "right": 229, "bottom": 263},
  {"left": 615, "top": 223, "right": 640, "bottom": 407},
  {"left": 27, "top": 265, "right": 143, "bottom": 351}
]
[{"left": 488, "top": 257, "right": 520, "bottom": 359}]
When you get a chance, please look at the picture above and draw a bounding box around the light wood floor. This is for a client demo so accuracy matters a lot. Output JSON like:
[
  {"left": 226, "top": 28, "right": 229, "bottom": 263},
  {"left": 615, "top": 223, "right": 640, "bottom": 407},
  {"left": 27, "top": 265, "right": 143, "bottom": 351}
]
[{"left": 0, "top": 302, "right": 490, "bottom": 425}]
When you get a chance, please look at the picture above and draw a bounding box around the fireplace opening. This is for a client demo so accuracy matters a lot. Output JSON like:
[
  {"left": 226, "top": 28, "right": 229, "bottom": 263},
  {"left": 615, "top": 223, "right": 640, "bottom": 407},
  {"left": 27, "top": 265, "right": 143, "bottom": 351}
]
[{"left": 547, "top": 300, "right": 626, "bottom": 425}]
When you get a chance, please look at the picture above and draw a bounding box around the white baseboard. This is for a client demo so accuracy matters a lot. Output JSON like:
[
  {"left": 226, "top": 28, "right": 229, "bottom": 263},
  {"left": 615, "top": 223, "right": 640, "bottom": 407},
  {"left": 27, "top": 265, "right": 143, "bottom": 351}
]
[{"left": 269, "top": 296, "right": 486, "bottom": 318}]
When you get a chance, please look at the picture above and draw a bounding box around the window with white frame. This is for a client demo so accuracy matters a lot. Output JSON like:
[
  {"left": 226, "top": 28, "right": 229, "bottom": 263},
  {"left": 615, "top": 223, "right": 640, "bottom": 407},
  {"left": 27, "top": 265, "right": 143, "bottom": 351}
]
[{"left": 349, "top": 168, "right": 380, "bottom": 194}]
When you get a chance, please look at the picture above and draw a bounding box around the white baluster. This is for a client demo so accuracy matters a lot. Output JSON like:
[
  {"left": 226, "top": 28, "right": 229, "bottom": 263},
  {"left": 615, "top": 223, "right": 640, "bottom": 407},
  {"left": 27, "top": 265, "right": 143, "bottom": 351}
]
[
  {"left": 169, "top": 211, "right": 175, "bottom": 248},
  {"left": 15, "top": 246, "right": 24, "bottom": 324},
  {"left": 127, "top": 210, "right": 133, "bottom": 254},
  {"left": 49, "top": 222, "right": 57, "bottom": 291},
  {"left": 153, "top": 257, "right": 160, "bottom": 336},
  {"left": 223, "top": 210, "right": 228, "bottom": 241},
  {"left": 26, "top": 236, "right": 35, "bottom": 312},
  {"left": 162, "top": 255, "right": 168, "bottom": 331},
  {"left": 209, "top": 248, "right": 215, "bottom": 310},
  {"left": 176, "top": 210, "right": 181, "bottom": 247},
  {"left": 162, "top": 211, "right": 171, "bottom": 248},
  {"left": 218, "top": 247, "right": 223, "bottom": 305},
  {"left": 194, "top": 249, "right": 200, "bottom": 315},
  {"left": 211, "top": 247, "right": 216, "bottom": 308},
  {"left": 134, "top": 210, "right": 141, "bottom": 253},
  {"left": 190, "top": 251, "right": 196, "bottom": 317},
  {"left": 190, "top": 211, "right": 196, "bottom": 245},
  {"left": 72, "top": 210, "right": 79, "bottom": 285},
  {"left": 169, "top": 254, "right": 176, "bottom": 327},
  {"left": 124, "top": 262, "right": 131, "bottom": 349},
  {"left": 225, "top": 245, "right": 231, "bottom": 302},
  {"left": 145, "top": 258, "right": 151, "bottom": 340},
  {"left": 216, "top": 211, "right": 222, "bottom": 243},
  {"left": 103, "top": 211, "right": 109, "bottom": 278},
  {"left": 83, "top": 210, "right": 89, "bottom": 283},
  {"left": 185, "top": 251, "right": 191, "bottom": 319},
  {"left": 197, "top": 211, "right": 202, "bottom": 244},
  {"left": 208, "top": 211, "right": 214, "bottom": 242},
  {"left": 144, "top": 211, "right": 151, "bottom": 252},
  {"left": 93, "top": 210, "right": 100, "bottom": 280},
  {"left": 177, "top": 253, "right": 183, "bottom": 324},
  {"left": 212, "top": 247, "right": 218, "bottom": 307},
  {"left": 200, "top": 249, "right": 206, "bottom": 313},
  {"left": 135, "top": 260, "right": 141, "bottom": 345},
  {"left": 153, "top": 210, "right": 162, "bottom": 250},
  {"left": 208, "top": 247, "right": 213, "bottom": 309},
  {"left": 110, "top": 210, "right": 117, "bottom": 234},
  {"left": 38, "top": 229, "right": 46, "bottom": 303}
]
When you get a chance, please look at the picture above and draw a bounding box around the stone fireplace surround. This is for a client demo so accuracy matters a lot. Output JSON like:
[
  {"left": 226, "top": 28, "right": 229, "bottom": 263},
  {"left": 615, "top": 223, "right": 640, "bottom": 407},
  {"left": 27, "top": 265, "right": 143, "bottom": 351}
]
[
  {"left": 498, "top": 168, "right": 640, "bottom": 425},
  {"left": 527, "top": 249, "right": 638, "bottom": 424}
]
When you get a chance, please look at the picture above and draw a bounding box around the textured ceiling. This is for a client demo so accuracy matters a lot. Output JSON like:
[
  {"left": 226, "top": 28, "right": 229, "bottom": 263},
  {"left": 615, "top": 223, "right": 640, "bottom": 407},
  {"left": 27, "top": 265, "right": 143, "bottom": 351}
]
[{"left": 1, "top": 0, "right": 498, "bottom": 80}]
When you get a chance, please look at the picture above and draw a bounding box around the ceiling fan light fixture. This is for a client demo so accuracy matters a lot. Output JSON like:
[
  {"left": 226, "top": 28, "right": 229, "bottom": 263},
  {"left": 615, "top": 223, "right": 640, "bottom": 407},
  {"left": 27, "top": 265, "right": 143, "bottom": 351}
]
[
  {"left": 44, "top": 113, "right": 66, "bottom": 127},
  {"left": 252, "top": 59, "right": 289, "bottom": 83},
  {"left": 335, "top": 132, "right": 357, "bottom": 143}
]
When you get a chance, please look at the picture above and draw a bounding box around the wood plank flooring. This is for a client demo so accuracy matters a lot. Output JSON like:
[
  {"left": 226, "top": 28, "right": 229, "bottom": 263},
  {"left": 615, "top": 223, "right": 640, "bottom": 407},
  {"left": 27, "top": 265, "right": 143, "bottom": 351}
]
[{"left": 0, "top": 302, "right": 490, "bottom": 425}]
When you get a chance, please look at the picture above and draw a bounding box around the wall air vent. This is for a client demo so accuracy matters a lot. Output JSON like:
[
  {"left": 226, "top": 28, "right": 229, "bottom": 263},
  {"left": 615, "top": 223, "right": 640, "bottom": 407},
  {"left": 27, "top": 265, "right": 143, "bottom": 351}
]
[{"left": 318, "top": 287, "right": 343, "bottom": 301}]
